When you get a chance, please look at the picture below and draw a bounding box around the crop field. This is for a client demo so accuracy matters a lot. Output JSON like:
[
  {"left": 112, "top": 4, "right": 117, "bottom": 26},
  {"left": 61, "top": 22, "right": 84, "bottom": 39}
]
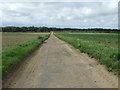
[
  {"left": 2, "top": 32, "right": 49, "bottom": 50},
  {"left": 2, "top": 32, "right": 118, "bottom": 88},
  {"left": 2, "top": 32, "right": 50, "bottom": 79},
  {"left": 55, "top": 32, "right": 119, "bottom": 74}
]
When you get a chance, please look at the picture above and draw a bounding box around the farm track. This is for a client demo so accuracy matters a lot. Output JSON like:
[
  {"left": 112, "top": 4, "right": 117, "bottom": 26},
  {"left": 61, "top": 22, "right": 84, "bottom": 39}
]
[{"left": 3, "top": 34, "right": 118, "bottom": 88}]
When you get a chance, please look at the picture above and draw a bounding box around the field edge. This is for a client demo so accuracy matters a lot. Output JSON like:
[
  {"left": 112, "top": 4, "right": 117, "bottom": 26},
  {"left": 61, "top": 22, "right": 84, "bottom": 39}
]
[{"left": 2, "top": 34, "right": 50, "bottom": 79}]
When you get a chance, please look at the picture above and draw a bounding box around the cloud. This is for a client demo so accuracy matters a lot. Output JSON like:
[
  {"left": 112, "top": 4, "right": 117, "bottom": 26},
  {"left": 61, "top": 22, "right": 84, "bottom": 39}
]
[
  {"left": 0, "top": 0, "right": 119, "bottom": 2},
  {"left": 0, "top": 1, "right": 118, "bottom": 28}
]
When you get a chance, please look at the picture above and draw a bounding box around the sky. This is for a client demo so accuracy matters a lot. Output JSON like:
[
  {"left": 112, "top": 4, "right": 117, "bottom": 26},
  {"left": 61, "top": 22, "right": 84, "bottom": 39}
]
[{"left": 0, "top": 0, "right": 119, "bottom": 29}]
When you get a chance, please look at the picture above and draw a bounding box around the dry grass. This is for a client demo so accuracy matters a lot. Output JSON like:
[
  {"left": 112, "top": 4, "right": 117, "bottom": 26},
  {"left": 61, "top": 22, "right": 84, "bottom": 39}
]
[{"left": 2, "top": 32, "right": 49, "bottom": 50}]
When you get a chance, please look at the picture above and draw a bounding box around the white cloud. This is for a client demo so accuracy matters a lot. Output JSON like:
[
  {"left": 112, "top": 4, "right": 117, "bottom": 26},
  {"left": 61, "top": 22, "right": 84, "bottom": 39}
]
[
  {"left": 0, "top": 1, "right": 118, "bottom": 28},
  {"left": 0, "top": 0, "right": 119, "bottom": 2}
]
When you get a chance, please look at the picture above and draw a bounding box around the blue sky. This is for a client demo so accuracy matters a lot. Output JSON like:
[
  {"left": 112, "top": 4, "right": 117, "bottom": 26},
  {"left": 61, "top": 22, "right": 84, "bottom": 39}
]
[{"left": 0, "top": 0, "right": 119, "bottom": 29}]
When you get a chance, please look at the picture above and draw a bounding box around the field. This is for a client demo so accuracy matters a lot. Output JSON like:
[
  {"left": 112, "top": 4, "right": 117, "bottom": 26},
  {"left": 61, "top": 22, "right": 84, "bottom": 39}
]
[
  {"left": 2, "top": 32, "right": 49, "bottom": 50},
  {"left": 55, "top": 32, "right": 119, "bottom": 74},
  {"left": 2, "top": 32, "right": 118, "bottom": 88},
  {"left": 2, "top": 32, "right": 50, "bottom": 79}
]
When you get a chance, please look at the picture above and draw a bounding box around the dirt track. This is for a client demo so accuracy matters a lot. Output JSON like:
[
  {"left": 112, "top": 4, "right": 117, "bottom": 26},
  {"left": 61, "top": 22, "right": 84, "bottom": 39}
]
[{"left": 3, "top": 35, "right": 118, "bottom": 88}]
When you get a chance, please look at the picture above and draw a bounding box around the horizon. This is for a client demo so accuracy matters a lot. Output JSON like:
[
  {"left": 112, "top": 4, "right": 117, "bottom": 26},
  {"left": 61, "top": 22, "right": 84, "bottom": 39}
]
[{"left": 1, "top": 25, "right": 119, "bottom": 29}]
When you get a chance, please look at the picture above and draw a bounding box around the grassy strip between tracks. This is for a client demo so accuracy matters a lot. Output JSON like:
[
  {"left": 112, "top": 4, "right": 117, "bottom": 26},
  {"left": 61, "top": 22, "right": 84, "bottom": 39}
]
[
  {"left": 2, "top": 35, "right": 50, "bottom": 79},
  {"left": 55, "top": 33, "right": 120, "bottom": 75}
]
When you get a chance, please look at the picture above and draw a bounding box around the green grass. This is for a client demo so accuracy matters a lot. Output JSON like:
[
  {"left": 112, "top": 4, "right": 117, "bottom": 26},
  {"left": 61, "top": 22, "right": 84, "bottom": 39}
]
[
  {"left": 55, "top": 32, "right": 119, "bottom": 75},
  {"left": 2, "top": 35, "right": 50, "bottom": 79}
]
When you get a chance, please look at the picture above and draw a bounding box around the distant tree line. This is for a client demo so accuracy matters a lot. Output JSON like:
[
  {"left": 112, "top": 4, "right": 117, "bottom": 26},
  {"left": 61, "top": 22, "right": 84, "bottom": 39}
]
[{"left": 1, "top": 26, "right": 120, "bottom": 33}]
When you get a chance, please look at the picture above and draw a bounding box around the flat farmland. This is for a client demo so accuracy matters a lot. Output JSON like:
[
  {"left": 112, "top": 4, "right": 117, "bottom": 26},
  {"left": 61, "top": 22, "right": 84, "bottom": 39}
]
[
  {"left": 3, "top": 33, "right": 118, "bottom": 88},
  {"left": 56, "top": 32, "right": 118, "bottom": 49},
  {"left": 55, "top": 32, "right": 119, "bottom": 74},
  {"left": 2, "top": 32, "right": 49, "bottom": 50},
  {"left": 2, "top": 32, "right": 50, "bottom": 79}
]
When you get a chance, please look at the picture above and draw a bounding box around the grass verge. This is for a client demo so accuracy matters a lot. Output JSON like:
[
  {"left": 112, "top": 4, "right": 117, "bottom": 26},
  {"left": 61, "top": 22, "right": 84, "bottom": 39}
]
[
  {"left": 55, "top": 34, "right": 120, "bottom": 75},
  {"left": 2, "top": 35, "right": 49, "bottom": 79}
]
